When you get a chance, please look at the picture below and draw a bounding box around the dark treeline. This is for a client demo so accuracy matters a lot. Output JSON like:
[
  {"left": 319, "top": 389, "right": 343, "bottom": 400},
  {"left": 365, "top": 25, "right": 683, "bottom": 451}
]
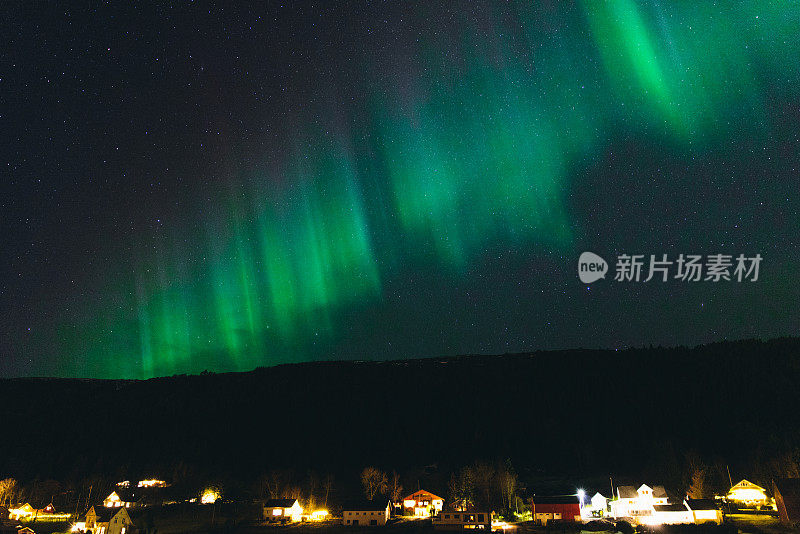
[{"left": 1, "top": 338, "right": 799, "bottom": 512}]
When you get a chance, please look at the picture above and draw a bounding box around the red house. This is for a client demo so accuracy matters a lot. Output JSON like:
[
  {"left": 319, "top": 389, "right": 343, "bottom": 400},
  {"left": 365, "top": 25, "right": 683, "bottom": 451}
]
[{"left": 531, "top": 496, "right": 581, "bottom": 525}]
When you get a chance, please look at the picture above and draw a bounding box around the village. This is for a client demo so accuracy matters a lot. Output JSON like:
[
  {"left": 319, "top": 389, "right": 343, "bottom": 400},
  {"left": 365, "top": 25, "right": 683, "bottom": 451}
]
[{"left": 2, "top": 474, "right": 800, "bottom": 534}]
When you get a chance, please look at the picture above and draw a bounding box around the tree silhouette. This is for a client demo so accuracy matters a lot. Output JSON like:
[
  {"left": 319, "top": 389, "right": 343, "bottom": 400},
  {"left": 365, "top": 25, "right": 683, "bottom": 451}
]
[{"left": 360, "top": 467, "right": 387, "bottom": 500}]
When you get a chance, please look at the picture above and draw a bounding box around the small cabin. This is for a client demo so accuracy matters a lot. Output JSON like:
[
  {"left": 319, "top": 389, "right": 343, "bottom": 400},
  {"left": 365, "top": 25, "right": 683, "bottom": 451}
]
[{"left": 263, "top": 498, "right": 303, "bottom": 522}]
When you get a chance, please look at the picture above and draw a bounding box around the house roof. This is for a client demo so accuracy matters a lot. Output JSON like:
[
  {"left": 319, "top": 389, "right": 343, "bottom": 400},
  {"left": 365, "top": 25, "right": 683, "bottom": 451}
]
[
  {"left": 342, "top": 500, "right": 391, "bottom": 511},
  {"left": 113, "top": 507, "right": 131, "bottom": 522},
  {"left": 616, "top": 486, "right": 637, "bottom": 499},
  {"left": 685, "top": 499, "right": 719, "bottom": 511},
  {"left": 404, "top": 489, "right": 444, "bottom": 502},
  {"left": 95, "top": 506, "right": 131, "bottom": 524},
  {"left": 107, "top": 489, "right": 141, "bottom": 503},
  {"left": 652, "top": 486, "right": 668, "bottom": 499},
  {"left": 264, "top": 498, "right": 298, "bottom": 508},
  {"left": 654, "top": 503, "right": 689, "bottom": 512},
  {"left": 87, "top": 505, "right": 116, "bottom": 522},
  {"left": 531, "top": 495, "right": 580, "bottom": 505},
  {"left": 730, "top": 479, "right": 765, "bottom": 492}
]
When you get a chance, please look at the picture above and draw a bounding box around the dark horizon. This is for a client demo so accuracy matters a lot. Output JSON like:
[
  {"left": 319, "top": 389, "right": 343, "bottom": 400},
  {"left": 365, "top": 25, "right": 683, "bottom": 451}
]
[
  {"left": 0, "top": 334, "right": 793, "bottom": 381},
  {"left": 2, "top": 338, "right": 799, "bottom": 488}
]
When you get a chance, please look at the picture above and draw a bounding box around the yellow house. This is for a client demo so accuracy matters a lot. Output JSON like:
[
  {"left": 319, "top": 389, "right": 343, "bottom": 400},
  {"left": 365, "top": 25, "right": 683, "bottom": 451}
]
[
  {"left": 263, "top": 498, "right": 303, "bottom": 522},
  {"left": 9, "top": 503, "right": 35, "bottom": 520},
  {"left": 103, "top": 490, "right": 139, "bottom": 508},
  {"left": 85, "top": 505, "right": 134, "bottom": 534},
  {"left": 727, "top": 479, "right": 769, "bottom": 507}
]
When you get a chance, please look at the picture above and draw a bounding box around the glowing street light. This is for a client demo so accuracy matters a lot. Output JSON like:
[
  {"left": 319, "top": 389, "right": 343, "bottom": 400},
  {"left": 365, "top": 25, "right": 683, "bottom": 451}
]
[
  {"left": 201, "top": 488, "right": 220, "bottom": 504},
  {"left": 311, "top": 510, "right": 328, "bottom": 521}
]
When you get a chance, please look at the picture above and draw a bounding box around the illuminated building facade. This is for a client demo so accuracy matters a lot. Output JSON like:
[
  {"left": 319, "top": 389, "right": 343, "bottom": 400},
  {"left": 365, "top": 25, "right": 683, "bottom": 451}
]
[
  {"left": 432, "top": 511, "right": 491, "bottom": 530},
  {"left": 8, "top": 503, "right": 35, "bottom": 520},
  {"left": 530, "top": 496, "right": 581, "bottom": 525},
  {"left": 103, "top": 490, "right": 139, "bottom": 509},
  {"left": 726, "top": 479, "right": 769, "bottom": 508},
  {"left": 8, "top": 502, "right": 71, "bottom": 522},
  {"left": 342, "top": 500, "right": 391, "bottom": 526},
  {"left": 609, "top": 484, "right": 668, "bottom": 519},
  {"left": 263, "top": 498, "right": 303, "bottom": 523},
  {"left": 586, "top": 492, "right": 608, "bottom": 518},
  {"left": 84, "top": 505, "right": 133, "bottom": 534},
  {"left": 137, "top": 479, "right": 168, "bottom": 488},
  {"left": 685, "top": 499, "right": 723, "bottom": 525},
  {"left": 402, "top": 489, "right": 444, "bottom": 517}
]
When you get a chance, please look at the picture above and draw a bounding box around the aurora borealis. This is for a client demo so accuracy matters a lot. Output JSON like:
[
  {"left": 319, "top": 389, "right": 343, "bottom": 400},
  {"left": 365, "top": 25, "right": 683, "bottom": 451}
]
[{"left": 3, "top": 2, "right": 800, "bottom": 378}]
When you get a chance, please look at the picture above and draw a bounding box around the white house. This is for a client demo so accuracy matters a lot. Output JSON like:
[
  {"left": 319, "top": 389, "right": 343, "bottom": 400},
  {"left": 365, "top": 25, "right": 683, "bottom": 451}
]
[
  {"left": 263, "top": 498, "right": 303, "bottom": 522},
  {"left": 583, "top": 492, "right": 608, "bottom": 519},
  {"left": 609, "top": 486, "right": 637, "bottom": 518},
  {"left": 641, "top": 503, "right": 693, "bottom": 525},
  {"left": 342, "top": 500, "right": 391, "bottom": 526},
  {"left": 609, "top": 484, "right": 668, "bottom": 519}
]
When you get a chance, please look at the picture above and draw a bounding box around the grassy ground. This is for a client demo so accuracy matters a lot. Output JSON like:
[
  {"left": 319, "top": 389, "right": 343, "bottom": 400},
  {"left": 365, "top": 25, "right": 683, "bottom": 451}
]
[
  {"left": 216, "top": 517, "right": 434, "bottom": 534},
  {"left": 19, "top": 511, "right": 796, "bottom": 534},
  {"left": 18, "top": 521, "right": 72, "bottom": 534},
  {"left": 724, "top": 513, "right": 794, "bottom": 534},
  {"left": 135, "top": 515, "right": 437, "bottom": 534}
]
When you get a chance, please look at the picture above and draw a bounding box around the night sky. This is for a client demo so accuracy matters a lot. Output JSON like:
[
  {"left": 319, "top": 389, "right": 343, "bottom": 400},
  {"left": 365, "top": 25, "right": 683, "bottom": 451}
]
[{"left": 2, "top": 2, "right": 799, "bottom": 378}]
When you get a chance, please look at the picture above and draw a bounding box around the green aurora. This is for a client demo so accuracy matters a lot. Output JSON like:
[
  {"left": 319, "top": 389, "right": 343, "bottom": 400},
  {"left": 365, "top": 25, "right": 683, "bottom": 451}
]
[{"left": 31, "top": 2, "right": 800, "bottom": 377}]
